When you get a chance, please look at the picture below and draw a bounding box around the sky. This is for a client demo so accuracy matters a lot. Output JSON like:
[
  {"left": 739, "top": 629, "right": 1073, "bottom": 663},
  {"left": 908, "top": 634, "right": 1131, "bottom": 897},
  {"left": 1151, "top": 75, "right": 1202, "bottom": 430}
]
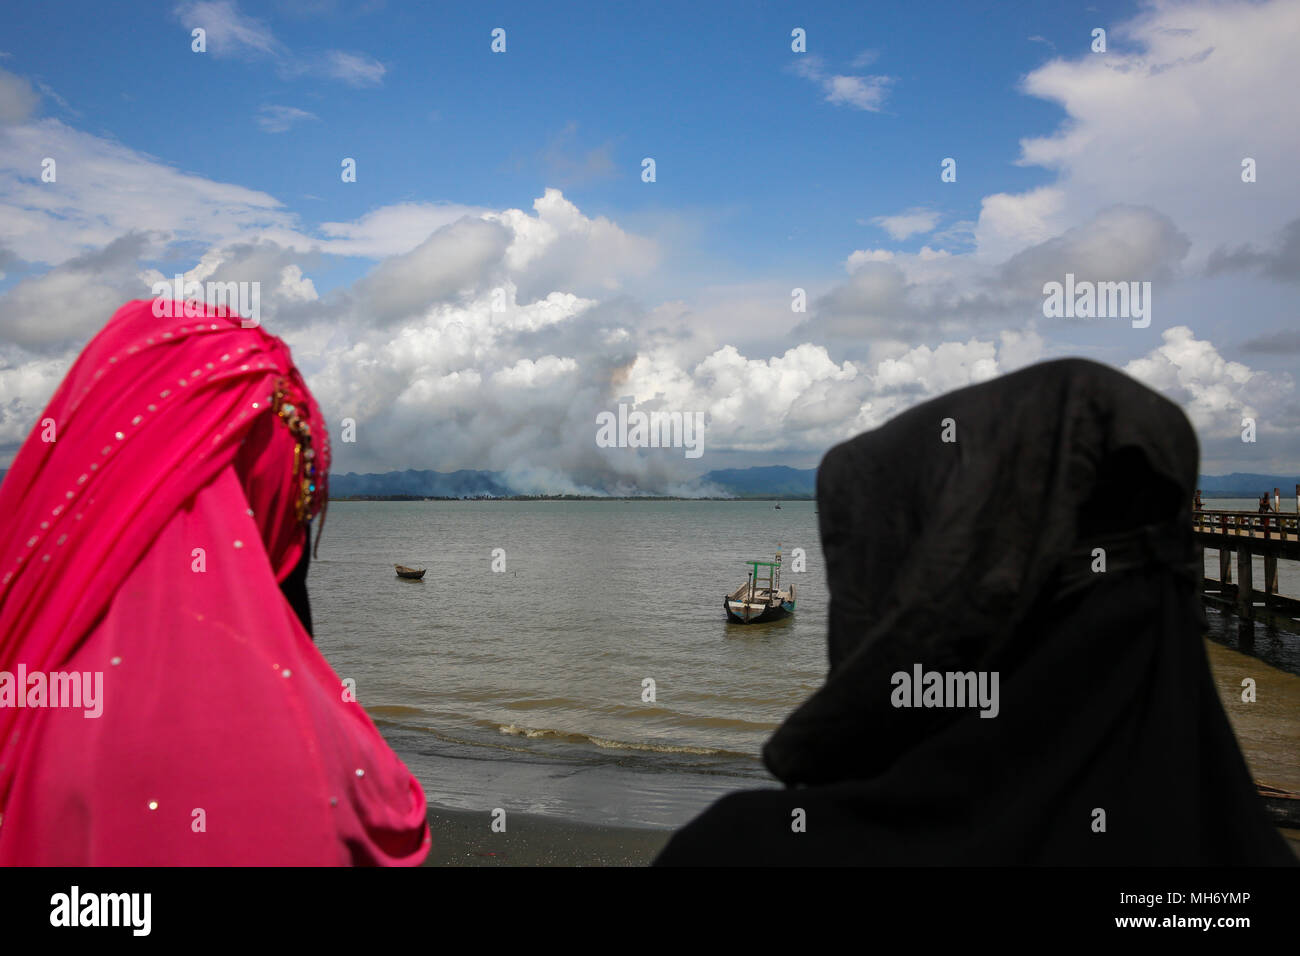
[{"left": 0, "top": 0, "right": 1297, "bottom": 493}]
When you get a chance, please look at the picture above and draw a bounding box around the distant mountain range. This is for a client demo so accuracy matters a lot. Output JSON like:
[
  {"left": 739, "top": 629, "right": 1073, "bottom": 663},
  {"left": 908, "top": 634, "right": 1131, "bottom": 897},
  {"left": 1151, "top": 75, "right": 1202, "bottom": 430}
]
[
  {"left": 326, "top": 466, "right": 1297, "bottom": 499},
  {"left": 0, "top": 466, "right": 1294, "bottom": 500},
  {"left": 325, "top": 465, "right": 818, "bottom": 499},
  {"left": 1195, "top": 473, "right": 1300, "bottom": 496},
  {"left": 695, "top": 466, "right": 817, "bottom": 498},
  {"left": 326, "top": 469, "right": 514, "bottom": 499}
]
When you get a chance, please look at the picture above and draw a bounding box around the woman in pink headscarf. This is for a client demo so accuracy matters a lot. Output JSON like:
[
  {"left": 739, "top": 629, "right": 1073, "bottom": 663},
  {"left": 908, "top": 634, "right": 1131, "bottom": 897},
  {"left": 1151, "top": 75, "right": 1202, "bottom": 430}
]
[{"left": 0, "top": 299, "right": 429, "bottom": 865}]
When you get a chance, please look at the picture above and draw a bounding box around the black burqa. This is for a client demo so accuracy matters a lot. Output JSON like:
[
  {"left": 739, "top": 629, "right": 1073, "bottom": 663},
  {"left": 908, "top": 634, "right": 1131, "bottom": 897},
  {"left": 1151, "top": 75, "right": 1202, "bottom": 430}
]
[{"left": 655, "top": 358, "right": 1295, "bottom": 866}]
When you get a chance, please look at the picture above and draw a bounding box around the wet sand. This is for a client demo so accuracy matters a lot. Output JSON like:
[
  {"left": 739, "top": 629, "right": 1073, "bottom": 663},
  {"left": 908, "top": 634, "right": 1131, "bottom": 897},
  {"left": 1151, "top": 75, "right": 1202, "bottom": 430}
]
[
  {"left": 418, "top": 804, "right": 1296, "bottom": 865},
  {"left": 1206, "top": 639, "right": 1300, "bottom": 791},
  {"left": 420, "top": 806, "right": 670, "bottom": 866}
]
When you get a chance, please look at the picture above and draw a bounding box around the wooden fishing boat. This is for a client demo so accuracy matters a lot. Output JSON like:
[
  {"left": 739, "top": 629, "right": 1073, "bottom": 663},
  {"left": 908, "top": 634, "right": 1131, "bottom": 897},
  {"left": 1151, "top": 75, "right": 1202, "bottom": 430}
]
[
  {"left": 394, "top": 564, "right": 426, "bottom": 580},
  {"left": 1257, "top": 783, "right": 1300, "bottom": 828},
  {"left": 724, "top": 545, "right": 796, "bottom": 624}
]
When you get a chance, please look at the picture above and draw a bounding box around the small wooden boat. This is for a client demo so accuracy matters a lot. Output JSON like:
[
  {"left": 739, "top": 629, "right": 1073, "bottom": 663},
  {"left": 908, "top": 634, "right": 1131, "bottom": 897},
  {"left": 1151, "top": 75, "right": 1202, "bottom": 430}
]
[
  {"left": 724, "top": 545, "right": 796, "bottom": 624},
  {"left": 1257, "top": 783, "right": 1300, "bottom": 828},
  {"left": 394, "top": 564, "right": 426, "bottom": 580}
]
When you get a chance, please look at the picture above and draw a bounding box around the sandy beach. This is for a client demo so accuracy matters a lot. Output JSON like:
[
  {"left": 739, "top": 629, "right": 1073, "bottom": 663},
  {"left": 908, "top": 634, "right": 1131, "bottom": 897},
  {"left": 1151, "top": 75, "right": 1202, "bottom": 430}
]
[
  {"left": 420, "top": 806, "right": 670, "bottom": 866},
  {"left": 418, "top": 803, "right": 1298, "bottom": 865}
]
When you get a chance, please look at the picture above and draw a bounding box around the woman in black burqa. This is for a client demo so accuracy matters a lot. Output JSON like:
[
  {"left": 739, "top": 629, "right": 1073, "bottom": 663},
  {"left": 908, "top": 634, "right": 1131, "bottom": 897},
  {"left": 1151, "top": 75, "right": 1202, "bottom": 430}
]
[{"left": 655, "top": 358, "right": 1295, "bottom": 865}]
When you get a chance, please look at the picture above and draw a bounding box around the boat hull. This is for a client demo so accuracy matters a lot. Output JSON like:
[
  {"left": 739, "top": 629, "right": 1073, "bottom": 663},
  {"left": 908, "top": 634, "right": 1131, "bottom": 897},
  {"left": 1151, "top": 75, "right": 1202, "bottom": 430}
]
[
  {"left": 1257, "top": 784, "right": 1300, "bottom": 828},
  {"left": 724, "top": 597, "right": 795, "bottom": 624}
]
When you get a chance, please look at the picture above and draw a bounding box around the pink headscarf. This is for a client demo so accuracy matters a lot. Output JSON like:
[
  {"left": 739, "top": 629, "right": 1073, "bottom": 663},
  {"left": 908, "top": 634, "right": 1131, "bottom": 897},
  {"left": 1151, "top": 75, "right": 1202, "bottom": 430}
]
[{"left": 0, "top": 300, "right": 429, "bottom": 864}]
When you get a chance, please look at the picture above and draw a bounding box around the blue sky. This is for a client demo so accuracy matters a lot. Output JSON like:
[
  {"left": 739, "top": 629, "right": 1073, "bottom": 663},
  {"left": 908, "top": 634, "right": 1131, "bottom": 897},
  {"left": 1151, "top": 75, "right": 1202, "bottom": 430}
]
[
  {"left": 0, "top": 0, "right": 1105, "bottom": 286},
  {"left": 1, "top": 0, "right": 1298, "bottom": 489}
]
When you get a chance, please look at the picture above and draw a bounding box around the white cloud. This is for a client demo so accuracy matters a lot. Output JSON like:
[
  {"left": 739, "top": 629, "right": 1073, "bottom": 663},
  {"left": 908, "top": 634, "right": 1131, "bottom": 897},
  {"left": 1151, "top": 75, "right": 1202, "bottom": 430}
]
[
  {"left": 0, "top": 351, "right": 74, "bottom": 447},
  {"left": 871, "top": 207, "right": 940, "bottom": 241},
  {"left": 0, "top": 119, "right": 293, "bottom": 266},
  {"left": 0, "top": 233, "right": 160, "bottom": 349},
  {"left": 173, "top": 2, "right": 386, "bottom": 87},
  {"left": 174, "top": 0, "right": 281, "bottom": 58},
  {"left": 5, "top": 7, "right": 1300, "bottom": 485},
  {"left": 0, "top": 68, "right": 38, "bottom": 125},
  {"left": 973, "top": 187, "right": 1067, "bottom": 262},
  {"left": 316, "top": 202, "right": 490, "bottom": 258},
  {"left": 255, "top": 105, "right": 318, "bottom": 133},
  {"left": 847, "top": 249, "right": 894, "bottom": 271},
  {"left": 486, "top": 188, "right": 659, "bottom": 302},
  {"left": 353, "top": 217, "right": 512, "bottom": 324},
  {"left": 1123, "top": 325, "right": 1289, "bottom": 435},
  {"left": 791, "top": 56, "right": 893, "bottom": 112},
  {"left": 1015, "top": 0, "right": 1300, "bottom": 261},
  {"left": 321, "top": 50, "right": 386, "bottom": 87}
]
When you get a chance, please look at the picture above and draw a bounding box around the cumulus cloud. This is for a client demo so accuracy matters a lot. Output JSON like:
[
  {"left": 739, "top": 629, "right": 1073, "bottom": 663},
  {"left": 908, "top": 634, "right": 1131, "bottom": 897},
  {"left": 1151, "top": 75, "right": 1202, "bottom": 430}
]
[
  {"left": 5, "top": 1, "right": 1300, "bottom": 485},
  {"left": 352, "top": 217, "right": 512, "bottom": 325},
  {"left": 0, "top": 350, "right": 75, "bottom": 449},
  {"left": 973, "top": 187, "right": 1067, "bottom": 263},
  {"left": 1014, "top": 0, "right": 1300, "bottom": 261},
  {"left": 0, "top": 233, "right": 159, "bottom": 349},
  {"left": 315, "top": 202, "right": 492, "bottom": 258},
  {"left": 998, "top": 205, "right": 1192, "bottom": 297},
  {"left": 485, "top": 188, "right": 659, "bottom": 302},
  {"left": 1124, "top": 325, "right": 1293, "bottom": 438}
]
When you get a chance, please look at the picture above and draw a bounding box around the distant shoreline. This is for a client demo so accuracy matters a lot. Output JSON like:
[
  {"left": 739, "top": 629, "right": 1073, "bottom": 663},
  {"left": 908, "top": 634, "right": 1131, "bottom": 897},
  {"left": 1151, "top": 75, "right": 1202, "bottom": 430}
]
[
  {"left": 327, "top": 492, "right": 1273, "bottom": 503},
  {"left": 328, "top": 495, "right": 817, "bottom": 502}
]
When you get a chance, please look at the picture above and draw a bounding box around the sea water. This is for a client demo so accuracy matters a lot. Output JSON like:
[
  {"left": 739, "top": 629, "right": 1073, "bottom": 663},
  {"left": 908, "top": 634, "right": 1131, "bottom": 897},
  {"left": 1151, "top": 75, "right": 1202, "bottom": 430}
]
[{"left": 309, "top": 499, "right": 1300, "bottom": 826}]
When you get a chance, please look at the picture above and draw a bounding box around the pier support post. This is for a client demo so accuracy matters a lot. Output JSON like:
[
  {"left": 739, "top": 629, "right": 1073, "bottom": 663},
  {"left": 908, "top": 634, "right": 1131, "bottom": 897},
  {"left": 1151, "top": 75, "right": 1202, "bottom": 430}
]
[
  {"left": 1219, "top": 548, "right": 1232, "bottom": 587},
  {"left": 1264, "top": 554, "right": 1279, "bottom": 608},
  {"left": 1237, "top": 548, "right": 1254, "bottom": 618}
]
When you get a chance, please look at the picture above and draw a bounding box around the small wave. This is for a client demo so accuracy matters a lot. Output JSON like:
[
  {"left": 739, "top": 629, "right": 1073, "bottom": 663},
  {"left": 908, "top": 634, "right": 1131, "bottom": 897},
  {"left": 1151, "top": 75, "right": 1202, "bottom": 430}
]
[
  {"left": 366, "top": 704, "right": 426, "bottom": 717},
  {"left": 495, "top": 723, "right": 746, "bottom": 757},
  {"left": 500, "top": 697, "right": 590, "bottom": 712}
]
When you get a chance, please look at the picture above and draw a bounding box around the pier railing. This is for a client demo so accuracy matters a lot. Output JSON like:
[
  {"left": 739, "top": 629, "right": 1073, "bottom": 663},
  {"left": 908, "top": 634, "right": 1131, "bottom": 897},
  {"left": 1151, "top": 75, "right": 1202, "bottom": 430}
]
[
  {"left": 1192, "top": 504, "right": 1300, "bottom": 620},
  {"left": 1193, "top": 510, "right": 1300, "bottom": 541}
]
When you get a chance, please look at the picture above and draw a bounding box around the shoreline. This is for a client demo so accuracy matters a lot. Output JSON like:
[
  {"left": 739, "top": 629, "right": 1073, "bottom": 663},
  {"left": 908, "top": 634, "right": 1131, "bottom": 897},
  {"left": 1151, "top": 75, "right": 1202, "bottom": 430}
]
[
  {"left": 403, "top": 635, "right": 1300, "bottom": 866},
  {"left": 417, "top": 803, "right": 1299, "bottom": 866}
]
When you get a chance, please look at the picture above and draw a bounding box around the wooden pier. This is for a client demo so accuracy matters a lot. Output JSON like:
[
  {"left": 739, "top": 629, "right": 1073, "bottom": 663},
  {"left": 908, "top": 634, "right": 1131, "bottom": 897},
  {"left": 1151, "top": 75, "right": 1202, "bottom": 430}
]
[{"left": 1194, "top": 484, "right": 1300, "bottom": 622}]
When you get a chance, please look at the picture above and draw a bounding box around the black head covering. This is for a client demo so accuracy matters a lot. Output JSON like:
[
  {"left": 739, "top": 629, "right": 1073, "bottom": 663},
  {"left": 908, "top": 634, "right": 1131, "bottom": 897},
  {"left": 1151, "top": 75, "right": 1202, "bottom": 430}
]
[{"left": 655, "top": 358, "right": 1295, "bottom": 865}]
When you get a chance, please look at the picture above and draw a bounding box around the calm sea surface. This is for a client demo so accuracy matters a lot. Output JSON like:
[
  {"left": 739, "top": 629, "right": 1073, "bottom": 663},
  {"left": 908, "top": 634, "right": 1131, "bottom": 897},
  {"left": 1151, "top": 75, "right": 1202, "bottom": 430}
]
[{"left": 308, "top": 499, "right": 1300, "bottom": 827}]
